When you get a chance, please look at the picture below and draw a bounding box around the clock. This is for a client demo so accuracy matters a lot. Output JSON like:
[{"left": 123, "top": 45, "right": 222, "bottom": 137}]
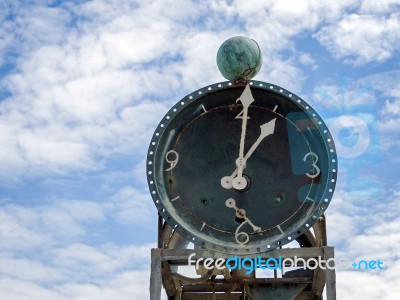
[{"left": 147, "top": 80, "right": 337, "bottom": 254}]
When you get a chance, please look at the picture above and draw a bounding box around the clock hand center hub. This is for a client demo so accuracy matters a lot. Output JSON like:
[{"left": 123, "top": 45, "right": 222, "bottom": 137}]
[{"left": 232, "top": 176, "right": 248, "bottom": 190}]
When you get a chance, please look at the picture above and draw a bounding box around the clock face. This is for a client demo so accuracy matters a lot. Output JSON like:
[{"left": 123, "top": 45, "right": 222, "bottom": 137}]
[{"left": 147, "top": 81, "right": 337, "bottom": 254}]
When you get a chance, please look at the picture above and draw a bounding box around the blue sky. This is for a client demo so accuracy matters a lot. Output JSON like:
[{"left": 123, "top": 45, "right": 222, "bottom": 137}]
[{"left": 0, "top": 0, "right": 399, "bottom": 299}]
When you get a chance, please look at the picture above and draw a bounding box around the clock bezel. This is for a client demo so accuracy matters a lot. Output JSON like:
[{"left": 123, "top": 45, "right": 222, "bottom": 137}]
[{"left": 146, "top": 80, "right": 337, "bottom": 254}]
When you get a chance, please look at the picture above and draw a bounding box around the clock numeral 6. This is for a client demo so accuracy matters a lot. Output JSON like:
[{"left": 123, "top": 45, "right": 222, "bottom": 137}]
[
  {"left": 165, "top": 150, "right": 179, "bottom": 171},
  {"left": 303, "top": 152, "right": 320, "bottom": 179},
  {"left": 235, "top": 221, "right": 250, "bottom": 245}
]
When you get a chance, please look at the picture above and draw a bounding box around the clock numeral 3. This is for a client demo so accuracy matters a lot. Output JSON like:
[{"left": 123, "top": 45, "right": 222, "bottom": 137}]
[
  {"left": 165, "top": 150, "right": 179, "bottom": 171},
  {"left": 303, "top": 152, "right": 320, "bottom": 179}
]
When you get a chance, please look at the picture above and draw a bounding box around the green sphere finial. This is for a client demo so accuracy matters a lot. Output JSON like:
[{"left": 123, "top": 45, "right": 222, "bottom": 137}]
[{"left": 216, "top": 36, "right": 263, "bottom": 81}]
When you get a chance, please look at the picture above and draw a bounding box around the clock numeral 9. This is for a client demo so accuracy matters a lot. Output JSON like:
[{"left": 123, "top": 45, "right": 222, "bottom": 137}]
[
  {"left": 303, "top": 152, "right": 320, "bottom": 179},
  {"left": 165, "top": 150, "right": 179, "bottom": 171}
]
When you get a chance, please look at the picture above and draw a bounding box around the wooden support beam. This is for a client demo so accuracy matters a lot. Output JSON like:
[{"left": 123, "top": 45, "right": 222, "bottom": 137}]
[
  {"left": 324, "top": 247, "right": 336, "bottom": 300},
  {"left": 160, "top": 247, "right": 327, "bottom": 262},
  {"left": 150, "top": 248, "right": 162, "bottom": 300},
  {"left": 151, "top": 215, "right": 336, "bottom": 300}
]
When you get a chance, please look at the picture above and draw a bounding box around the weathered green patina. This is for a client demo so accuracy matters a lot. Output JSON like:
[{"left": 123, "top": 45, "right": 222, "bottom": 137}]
[{"left": 217, "top": 36, "right": 262, "bottom": 81}]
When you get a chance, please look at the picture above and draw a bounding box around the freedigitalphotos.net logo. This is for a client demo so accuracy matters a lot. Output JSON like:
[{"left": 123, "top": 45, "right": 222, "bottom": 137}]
[
  {"left": 333, "top": 258, "right": 384, "bottom": 271},
  {"left": 350, "top": 259, "right": 384, "bottom": 271},
  {"left": 188, "top": 253, "right": 335, "bottom": 275},
  {"left": 188, "top": 254, "right": 385, "bottom": 274}
]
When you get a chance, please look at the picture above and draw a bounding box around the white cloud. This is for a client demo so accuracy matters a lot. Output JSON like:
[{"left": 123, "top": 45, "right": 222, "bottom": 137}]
[
  {"left": 0, "top": 199, "right": 105, "bottom": 253},
  {"left": 1, "top": 0, "right": 324, "bottom": 185},
  {"left": 325, "top": 183, "right": 400, "bottom": 299},
  {"left": 298, "top": 52, "right": 318, "bottom": 70},
  {"left": 108, "top": 186, "right": 155, "bottom": 226},
  {"left": 266, "top": 58, "right": 305, "bottom": 92},
  {"left": 311, "top": 76, "right": 376, "bottom": 109},
  {"left": 51, "top": 242, "right": 152, "bottom": 275},
  {"left": 0, "top": 0, "right": 218, "bottom": 184},
  {"left": 224, "top": 0, "right": 360, "bottom": 44},
  {"left": 383, "top": 99, "right": 400, "bottom": 117},
  {"left": 0, "top": 277, "right": 65, "bottom": 300},
  {"left": 346, "top": 70, "right": 400, "bottom": 151},
  {"left": 307, "top": 70, "right": 400, "bottom": 155},
  {"left": 326, "top": 191, "right": 358, "bottom": 246},
  {"left": 336, "top": 270, "right": 400, "bottom": 299},
  {"left": 14, "top": 5, "right": 70, "bottom": 48},
  {"left": 58, "top": 271, "right": 152, "bottom": 300},
  {"left": 359, "top": 0, "right": 400, "bottom": 14},
  {"left": 0, "top": 256, "right": 65, "bottom": 283},
  {"left": 0, "top": 207, "right": 50, "bottom": 252},
  {"left": 316, "top": 13, "right": 400, "bottom": 65},
  {"left": 0, "top": 194, "right": 155, "bottom": 298},
  {"left": 0, "top": 269, "right": 154, "bottom": 300},
  {"left": 5, "top": 0, "right": 369, "bottom": 184},
  {"left": 0, "top": 185, "right": 156, "bottom": 251}
]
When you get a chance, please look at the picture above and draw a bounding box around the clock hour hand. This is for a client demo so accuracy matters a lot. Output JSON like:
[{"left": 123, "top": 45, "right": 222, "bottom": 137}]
[
  {"left": 221, "top": 118, "right": 276, "bottom": 189},
  {"left": 244, "top": 118, "right": 276, "bottom": 161},
  {"left": 225, "top": 198, "right": 261, "bottom": 245}
]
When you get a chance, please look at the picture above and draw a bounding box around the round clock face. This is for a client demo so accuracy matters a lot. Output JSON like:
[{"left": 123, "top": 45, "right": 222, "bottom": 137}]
[{"left": 147, "top": 81, "right": 337, "bottom": 254}]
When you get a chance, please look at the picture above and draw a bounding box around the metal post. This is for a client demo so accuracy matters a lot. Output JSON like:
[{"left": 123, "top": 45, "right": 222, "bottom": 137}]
[
  {"left": 150, "top": 248, "right": 162, "bottom": 300},
  {"left": 324, "top": 246, "right": 336, "bottom": 300}
]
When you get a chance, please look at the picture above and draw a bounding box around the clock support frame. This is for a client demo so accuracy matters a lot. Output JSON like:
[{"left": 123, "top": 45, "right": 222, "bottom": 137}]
[{"left": 150, "top": 214, "right": 336, "bottom": 300}]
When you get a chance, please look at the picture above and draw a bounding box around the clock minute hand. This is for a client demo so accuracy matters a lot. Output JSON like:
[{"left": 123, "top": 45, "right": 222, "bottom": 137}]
[
  {"left": 236, "top": 84, "right": 254, "bottom": 178},
  {"left": 231, "top": 85, "right": 255, "bottom": 190}
]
